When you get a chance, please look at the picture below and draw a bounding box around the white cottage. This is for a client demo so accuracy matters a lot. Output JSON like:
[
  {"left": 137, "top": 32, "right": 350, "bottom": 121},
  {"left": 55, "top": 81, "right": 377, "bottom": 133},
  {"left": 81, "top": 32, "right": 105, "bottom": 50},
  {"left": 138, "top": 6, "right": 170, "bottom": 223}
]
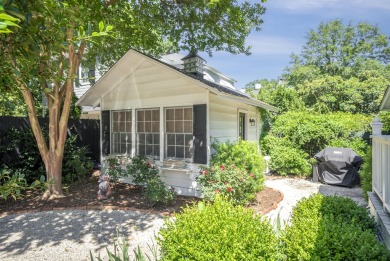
[{"left": 76, "top": 49, "right": 278, "bottom": 196}]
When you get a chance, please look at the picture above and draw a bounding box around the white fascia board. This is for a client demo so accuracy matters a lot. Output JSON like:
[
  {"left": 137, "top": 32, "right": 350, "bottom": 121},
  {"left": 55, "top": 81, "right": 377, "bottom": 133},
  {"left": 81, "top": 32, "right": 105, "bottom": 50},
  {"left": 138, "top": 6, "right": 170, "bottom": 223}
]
[{"left": 217, "top": 93, "right": 279, "bottom": 112}]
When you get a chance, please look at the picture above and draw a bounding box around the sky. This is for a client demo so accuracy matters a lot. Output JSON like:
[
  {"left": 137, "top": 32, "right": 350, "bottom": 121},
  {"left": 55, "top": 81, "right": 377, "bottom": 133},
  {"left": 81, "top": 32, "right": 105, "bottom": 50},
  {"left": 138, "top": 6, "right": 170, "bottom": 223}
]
[{"left": 195, "top": 0, "right": 390, "bottom": 89}]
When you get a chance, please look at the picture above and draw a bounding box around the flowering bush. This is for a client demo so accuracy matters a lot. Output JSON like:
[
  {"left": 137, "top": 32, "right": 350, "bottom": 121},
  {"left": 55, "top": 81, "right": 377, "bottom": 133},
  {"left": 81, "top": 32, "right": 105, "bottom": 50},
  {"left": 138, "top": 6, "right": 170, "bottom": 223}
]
[
  {"left": 211, "top": 140, "right": 265, "bottom": 190},
  {"left": 104, "top": 156, "right": 126, "bottom": 183},
  {"left": 197, "top": 164, "right": 260, "bottom": 205},
  {"left": 126, "top": 155, "right": 159, "bottom": 185}
]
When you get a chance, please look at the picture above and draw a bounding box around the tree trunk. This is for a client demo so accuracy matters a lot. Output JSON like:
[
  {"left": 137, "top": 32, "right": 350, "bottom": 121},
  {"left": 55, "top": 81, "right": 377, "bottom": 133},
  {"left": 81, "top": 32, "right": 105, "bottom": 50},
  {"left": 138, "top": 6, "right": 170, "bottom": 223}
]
[{"left": 42, "top": 151, "right": 64, "bottom": 199}]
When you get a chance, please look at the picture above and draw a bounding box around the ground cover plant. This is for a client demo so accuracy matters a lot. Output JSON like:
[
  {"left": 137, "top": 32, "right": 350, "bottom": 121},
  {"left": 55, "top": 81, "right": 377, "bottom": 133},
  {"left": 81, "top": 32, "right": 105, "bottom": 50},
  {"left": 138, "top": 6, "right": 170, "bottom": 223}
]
[
  {"left": 158, "top": 196, "right": 279, "bottom": 260},
  {"left": 282, "top": 194, "right": 389, "bottom": 260}
]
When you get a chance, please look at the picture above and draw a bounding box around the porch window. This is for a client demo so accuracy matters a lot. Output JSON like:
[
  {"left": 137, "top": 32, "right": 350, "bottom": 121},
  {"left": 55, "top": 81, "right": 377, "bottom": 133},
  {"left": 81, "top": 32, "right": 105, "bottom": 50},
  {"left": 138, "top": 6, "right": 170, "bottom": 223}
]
[
  {"left": 111, "top": 110, "right": 132, "bottom": 154},
  {"left": 137, "top": 109, "right": 160, "bottom": 159},
  {"left": 165, "top": 107, "right": 193, "bottom": 160}
]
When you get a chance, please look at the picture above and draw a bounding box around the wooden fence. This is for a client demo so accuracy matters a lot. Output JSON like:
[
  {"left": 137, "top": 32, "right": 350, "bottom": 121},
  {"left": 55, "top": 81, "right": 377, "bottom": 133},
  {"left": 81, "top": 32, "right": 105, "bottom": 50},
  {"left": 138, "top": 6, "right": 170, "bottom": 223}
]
[{"left": 0, "top": 116, "right": 100, "bottom": 163}]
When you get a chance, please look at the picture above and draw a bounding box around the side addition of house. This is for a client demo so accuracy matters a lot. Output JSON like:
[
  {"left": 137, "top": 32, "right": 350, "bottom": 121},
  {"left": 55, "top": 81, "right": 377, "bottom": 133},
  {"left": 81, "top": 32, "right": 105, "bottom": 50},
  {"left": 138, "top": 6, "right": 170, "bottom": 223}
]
[{"left": 76, "top": 49, "right": 278, "bottom": 196}]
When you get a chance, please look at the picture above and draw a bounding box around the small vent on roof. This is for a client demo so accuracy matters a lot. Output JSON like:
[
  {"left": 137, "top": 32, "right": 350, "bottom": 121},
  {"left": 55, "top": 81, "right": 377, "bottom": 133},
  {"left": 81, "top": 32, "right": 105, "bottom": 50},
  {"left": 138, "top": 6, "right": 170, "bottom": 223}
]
[{"left": 181, "top": 51, "right": 206, "bottom": 78}]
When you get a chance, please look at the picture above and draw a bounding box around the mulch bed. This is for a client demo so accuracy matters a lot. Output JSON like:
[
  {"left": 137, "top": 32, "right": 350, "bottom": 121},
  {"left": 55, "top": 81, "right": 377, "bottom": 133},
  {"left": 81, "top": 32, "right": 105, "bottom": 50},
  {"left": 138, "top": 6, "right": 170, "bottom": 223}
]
[{"left": 0, "top": 171, "right": 283, "bottom": 216}]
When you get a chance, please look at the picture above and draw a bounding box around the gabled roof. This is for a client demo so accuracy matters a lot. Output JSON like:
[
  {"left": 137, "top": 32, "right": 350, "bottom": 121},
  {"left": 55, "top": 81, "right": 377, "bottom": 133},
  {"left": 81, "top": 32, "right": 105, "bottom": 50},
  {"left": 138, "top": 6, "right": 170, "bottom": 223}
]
[
  {"left": 76, "top": 49, "right": 278, "bottom": 112},
  {"left": 380, "top": 85, "right": 390, "bottom": 111}
]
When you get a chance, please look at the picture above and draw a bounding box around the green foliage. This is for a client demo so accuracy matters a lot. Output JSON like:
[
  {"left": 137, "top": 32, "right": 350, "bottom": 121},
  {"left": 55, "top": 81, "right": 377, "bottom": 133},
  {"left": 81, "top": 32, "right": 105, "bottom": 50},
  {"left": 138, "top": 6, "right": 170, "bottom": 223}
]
[
  {"left": 282, "top": 194, "right": 389, "bottom": 260},
  {"left": 284, "top": 20, "right": 390, "bottom": 114},
  {"left": 379, "top": 111, "right": 390, "bottom": 132},
  {"left": 0, "top": 127, "right": 92, "bottom": 183},
  {"left": 126, "top": 156, "right": 159, "bottom": 185},
  {"left": 0, "top": 127, "right": 45, "bottom": 182},
  {"left": 360, "top": 146, "right": 373, "bottom": 200},
  {"left": 144, "top": 177, "right": 175, "bottom": 206},
  {"left": 246, "top": 79, "right": 304, "bottom": 113},
  {"left": 262, "top": 111, "right": 371, "bottom": 175},
  {"left": 0, "top": 167, "right": 44, "bottom": 200},
  {"left": 197, "top": 164, "right": 260, "bottom": 205},
  {"left": 62, "top": 136, "right": 93, "bottom": 183},
  {"left": 104, "top": 156, "right": 126, "bottom": 183},
  {"left": 158, "top": 197, "right": 279, "bottom": 260},
  {"left": 0, "top": 3, "right": 22, "bottom": 34},
  {"left": 211, "top": 140, "right": 265, "bottom": 185}
]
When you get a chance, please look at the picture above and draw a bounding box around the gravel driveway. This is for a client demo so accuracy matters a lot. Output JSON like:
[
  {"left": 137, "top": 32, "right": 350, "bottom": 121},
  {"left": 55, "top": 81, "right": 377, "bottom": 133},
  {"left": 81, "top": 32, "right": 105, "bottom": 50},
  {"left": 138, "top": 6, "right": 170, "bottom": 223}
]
[
  {"left": 264, "top": 177, "right": 366, "bottom": 227},
  {"left": 0, "top": 210, "right": 164, "bottom": 261},
  {"left": 0, "top": 178, "right": 366, "bottom": 261}
]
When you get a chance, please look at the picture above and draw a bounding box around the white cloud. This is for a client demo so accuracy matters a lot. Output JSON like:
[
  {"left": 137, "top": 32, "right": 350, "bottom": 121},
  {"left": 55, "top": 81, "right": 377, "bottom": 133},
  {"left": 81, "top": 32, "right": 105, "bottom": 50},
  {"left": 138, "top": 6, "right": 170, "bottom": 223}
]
[
  {"left": 267, "top": 0, "right": 390, "bottom": 11},
  {"left": 246, "top": 35, "right": 302, "bottom": 56}
]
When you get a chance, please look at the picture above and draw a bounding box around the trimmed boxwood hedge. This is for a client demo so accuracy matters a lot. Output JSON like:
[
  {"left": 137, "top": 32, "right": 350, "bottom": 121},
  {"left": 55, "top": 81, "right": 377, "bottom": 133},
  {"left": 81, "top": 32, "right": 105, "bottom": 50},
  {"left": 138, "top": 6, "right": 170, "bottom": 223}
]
[
  {"left": 282, "top": 194, "right": 390, "bottom": 260},
  {"left": 158, "top": 197, "right": 279, "bottom": 260}
]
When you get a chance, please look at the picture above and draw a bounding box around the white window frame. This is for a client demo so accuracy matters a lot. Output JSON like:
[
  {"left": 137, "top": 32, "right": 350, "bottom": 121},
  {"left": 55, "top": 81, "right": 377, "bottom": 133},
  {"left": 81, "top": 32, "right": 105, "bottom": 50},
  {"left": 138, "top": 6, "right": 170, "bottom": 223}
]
[
  {"left": 111, "top": 110, "right": 132, "bottom": 155},
  {"left": 136, "top": 108, "right": 160, "bottom": 160},
  {"left": 165, "top": 106, "right": 194, "bottom": 161}
]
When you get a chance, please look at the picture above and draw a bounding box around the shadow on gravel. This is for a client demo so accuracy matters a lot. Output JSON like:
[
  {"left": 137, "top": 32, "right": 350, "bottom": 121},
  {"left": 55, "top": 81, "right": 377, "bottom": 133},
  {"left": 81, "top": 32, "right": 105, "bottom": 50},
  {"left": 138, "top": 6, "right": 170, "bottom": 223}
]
[{"left": 0, "top": 210, "right": 161, "bottom": 257}]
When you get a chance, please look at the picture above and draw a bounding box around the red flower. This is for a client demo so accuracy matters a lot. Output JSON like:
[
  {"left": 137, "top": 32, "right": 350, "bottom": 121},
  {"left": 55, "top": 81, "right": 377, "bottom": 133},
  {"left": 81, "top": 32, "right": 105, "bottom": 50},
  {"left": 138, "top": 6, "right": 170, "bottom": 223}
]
[
  {"left": 249, "top": 173, "right": 254, "bottom": 178},
  {"left": 146, "top": 162, "right": 151, "bottom": 168},
  {"left": 220, "top": 165, "right": 225, "bottom": 170},
  {"left": 215, "top": 189, "right": 220, "bottom": 193},
  {"left": 227, "top": 187, "right": 232, "bottom": 192}
]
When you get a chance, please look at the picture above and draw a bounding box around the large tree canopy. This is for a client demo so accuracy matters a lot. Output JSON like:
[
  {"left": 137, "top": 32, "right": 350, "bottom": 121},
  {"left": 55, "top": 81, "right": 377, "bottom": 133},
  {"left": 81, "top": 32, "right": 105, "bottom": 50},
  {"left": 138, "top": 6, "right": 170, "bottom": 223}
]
[
  {"left": 0, "top": 0, "right": 267, "bottom": 199},
  {"left": 284, "top": 20, "right": 390, "bottom": 114}
]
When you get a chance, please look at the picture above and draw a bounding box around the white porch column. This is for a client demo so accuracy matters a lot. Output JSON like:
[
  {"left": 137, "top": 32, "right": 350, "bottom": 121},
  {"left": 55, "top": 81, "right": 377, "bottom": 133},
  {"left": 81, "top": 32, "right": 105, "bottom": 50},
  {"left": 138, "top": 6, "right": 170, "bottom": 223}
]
[{"left": 371, "top": 117, "right": 383, "bottom": 136}]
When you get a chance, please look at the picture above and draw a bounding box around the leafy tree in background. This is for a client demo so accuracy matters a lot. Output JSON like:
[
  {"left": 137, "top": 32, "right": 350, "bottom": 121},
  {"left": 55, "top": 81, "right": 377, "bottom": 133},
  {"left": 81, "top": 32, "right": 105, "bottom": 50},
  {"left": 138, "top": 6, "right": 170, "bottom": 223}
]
[
  {"left": 0, "top": 0, "right": 267, "bottom": 199},
  {"left": 262, "top": 111, "right": 371, "bottom": 176},
  {"left": 284, "top": 20, "right": 390, "bottom": 114}
]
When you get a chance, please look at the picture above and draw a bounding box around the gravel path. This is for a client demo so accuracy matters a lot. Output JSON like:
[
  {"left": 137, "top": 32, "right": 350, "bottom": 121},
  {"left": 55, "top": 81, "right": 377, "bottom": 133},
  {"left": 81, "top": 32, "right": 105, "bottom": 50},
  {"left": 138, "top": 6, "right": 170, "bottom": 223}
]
[
  {"left": 264, "top": 177, "right": 366, "bottom": 228},
  {"left": 0, "top": 210, "right": 164, "bottom": 261},
  {"left": 0, "top": 178, "right": 367, "bottom": 260}
]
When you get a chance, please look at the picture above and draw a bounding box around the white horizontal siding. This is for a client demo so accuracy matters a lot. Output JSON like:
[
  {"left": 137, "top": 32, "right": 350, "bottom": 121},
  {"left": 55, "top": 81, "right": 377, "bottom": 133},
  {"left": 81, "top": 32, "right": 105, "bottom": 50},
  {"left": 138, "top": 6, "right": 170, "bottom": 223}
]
[
  {"left": 101, "top": 60, "right": 208, "bottom": 111},
  {"left": 209, "top": 94, "right": 258, "bottom": 143}
]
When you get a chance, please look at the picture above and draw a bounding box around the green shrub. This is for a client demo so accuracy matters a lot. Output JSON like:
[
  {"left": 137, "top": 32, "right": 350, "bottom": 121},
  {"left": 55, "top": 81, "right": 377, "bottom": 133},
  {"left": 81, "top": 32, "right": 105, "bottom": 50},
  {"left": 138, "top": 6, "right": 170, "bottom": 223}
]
[
  {"left": 126, "top": 155, "right": 159, "bottom": 185},
  {"left": 282, "top": 194, "right": 388, "bottom": 260},
  {"left": 158, "top": 197, "right": 279, "bottom": 260},
  {"left": 0, "top": 127, "right": 93, "bottom": 183},
  {"left": 197, "top": 164, "right": 261, "bottom": 205},
  {"left": 288, "top": 194, "right": 375, "bottom": 232},
  {"left": 104, "top": 156, "right": 127, "bottom": 183},
  {"left": 268, "top": 142, "right": 312, "bottom": 176},
  {"left": 0, "top": 167, "right": 44, "bottom": 200},
  {"left": 211, "top": 140, "right": 265, "bottom": 188},
  {"left": 144, "top": 176, "right": 175, "bottom": 206},
  {"left": 62, "top": 135, "right": 93, "bottom": 183},
  {"left": 360, "top": 146, "right": 372, "bottom": 200},
  {"left": 262, "top": 111, "right": 370, "bottom": 175}
]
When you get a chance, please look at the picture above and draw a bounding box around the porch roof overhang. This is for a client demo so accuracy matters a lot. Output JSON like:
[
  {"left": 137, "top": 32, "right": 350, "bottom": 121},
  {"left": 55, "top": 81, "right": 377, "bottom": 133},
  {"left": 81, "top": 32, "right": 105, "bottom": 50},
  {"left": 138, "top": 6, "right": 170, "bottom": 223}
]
[
  {"left": 380, "top": 85, "right": 390, "bottom": 111},
  {"left": 76, "top": 49, "right": 279, "bottom": 112}
]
